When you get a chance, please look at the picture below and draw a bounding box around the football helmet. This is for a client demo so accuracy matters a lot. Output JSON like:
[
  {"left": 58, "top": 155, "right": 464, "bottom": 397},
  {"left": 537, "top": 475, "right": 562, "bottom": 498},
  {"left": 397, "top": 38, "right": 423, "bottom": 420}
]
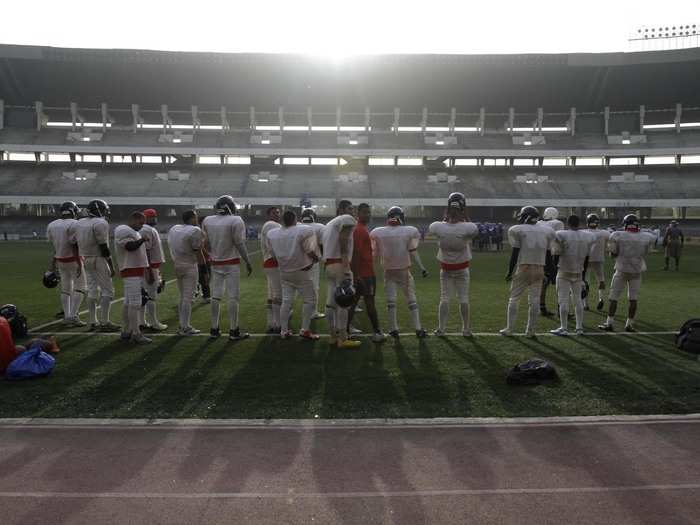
[
  {"left": 59, "top": 201, "right": 79, "bottom": 218},
  {"left": 387, "top": 206, "right": 405, "bottom": 225},
  {"left": 586, "top": 213, "right": 600, "bottom": 228},
  {"left": 300, "top": 208, "right": 316, "bottom": 224},
  {"left": 334, "top": 278, "right": 356, "bottom": 308},
  {"left": 87, "top": 199, "right": 110, "bottom": 218},
  {"left": 518, "top": 206, "right": 540, "bottom": 224},
  {"left": 42, "top": 271, "right": 60, "bottom": 289},
  {"left": 0, "top": 304, "right": 28, "bottom": 338},
  {"left": 447, "top": 192, "right": 467, "bottom": 210},
  {"left": 214, "top": 195, "right": 236, "bottom": 215},
  {"left": 623, "top": 214, "right": 640, "bottom": 229},
  {"left": 543, "top": 207, "right": 559, "bottom": 220}
]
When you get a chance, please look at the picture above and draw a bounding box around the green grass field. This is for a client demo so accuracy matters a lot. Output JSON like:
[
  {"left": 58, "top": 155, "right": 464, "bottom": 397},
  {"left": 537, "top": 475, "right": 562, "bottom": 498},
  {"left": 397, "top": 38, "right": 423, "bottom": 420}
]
[{"left": 1, "top": 240, "right": 699, "bottom": 419}]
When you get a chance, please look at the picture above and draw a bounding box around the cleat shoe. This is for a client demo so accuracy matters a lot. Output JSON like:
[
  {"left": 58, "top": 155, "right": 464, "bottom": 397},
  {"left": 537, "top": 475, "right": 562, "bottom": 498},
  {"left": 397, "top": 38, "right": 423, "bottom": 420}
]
[
  {"left": 149, "top": 322, "right": 168, "bottom": 331},
  {"left": 598, "top": 323, "right": 614, "bottom": 332},
  {"left": 625, "top": 325, "right": 637, "bottom": 333},
  {"left": 355, "top": 306, "right": 364, "bottom": 313},
  {"left": 549, "top": 327, "right": 569, "bottom": 337},
  {"left": 349, "top": 325, "right": 363, "bottom": 335},
  {"left": 337, "top": 339, "right": 362, "bottom": 349},
  {"left": 99, "top": 321, "right": 121, "bottom": 332},
  {"left": 280, "top": 330, "right": 293, "bottom": 340},
  {"left": 201, "top": 297, "right": 211, "bottom": 304},
  {"left": 525, "top": 331, "right": 537, "bottom": 339},
  {"left": 371, "top": 332, "right": 387, "bottom": 343},
  {"left": 300, "top": 330, "right": 320, "bottom": 341},
  {"left": 462, "top": 330, "right": 474, "bottom": 338},
  {"left": 416, "top": 329, "right": 428, "bottom": 339},
  {"left": 209, "top": 328, "right": 221, "bottom": 339},
  {"left": 499, "top": 328, "right": 512, "bottom": 336},
  {"left": 575, "top": 328, "right": 585, "bottom": 336},
  {"left": 229, "top": 328, "right": 250, "bottom": 341},
  {"left": 88, "top": 323, "right": 100, "bottom": 332},
  {"left": 132, "top": 334, "right": 152, "bottom": 345},
  {"left": 119, "top": 332, "right": 131, "bottom": 342},
  {"left": 596, "top": 300, "right": 605, "bottom": 312},
  {"left": 389, "top": 330, "right": 400, "bottom": 339},
  {"left": 177, "top": 327, "right": 201, "bottom": 336},
  {"left": 433, "top": 329, "right": 446, "bottom": 337},
  {"left": 310, "top": 312, "right": 325, "bottom": 320}
]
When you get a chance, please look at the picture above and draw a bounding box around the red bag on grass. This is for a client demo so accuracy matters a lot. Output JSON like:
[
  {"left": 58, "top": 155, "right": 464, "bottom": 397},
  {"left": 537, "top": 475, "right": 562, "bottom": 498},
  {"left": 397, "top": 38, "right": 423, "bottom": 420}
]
[{"left": 0, "top": 317, "right": 19, "bottom": 374}]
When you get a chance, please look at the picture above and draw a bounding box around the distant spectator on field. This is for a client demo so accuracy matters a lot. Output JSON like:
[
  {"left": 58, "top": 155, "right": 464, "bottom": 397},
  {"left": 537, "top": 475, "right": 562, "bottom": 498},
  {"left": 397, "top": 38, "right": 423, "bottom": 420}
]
[{"left": 663, "top": 220, "right": 684, "bottom": 271}]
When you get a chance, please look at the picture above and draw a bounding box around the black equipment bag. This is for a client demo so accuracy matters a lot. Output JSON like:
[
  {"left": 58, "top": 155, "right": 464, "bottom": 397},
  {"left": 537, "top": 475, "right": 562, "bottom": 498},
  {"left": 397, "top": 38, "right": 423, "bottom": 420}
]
[
  {"left": 507, "top": 358, "right": 558, "bottom": 385},
  {"left": 676, "top": 319, "right": 700, "bottom": 354}
]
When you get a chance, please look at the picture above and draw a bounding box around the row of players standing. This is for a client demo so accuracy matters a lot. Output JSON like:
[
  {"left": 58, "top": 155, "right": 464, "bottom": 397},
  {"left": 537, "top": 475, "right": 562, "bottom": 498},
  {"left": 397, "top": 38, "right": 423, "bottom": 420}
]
[{"left": 46, "top": 194, "right": 657, "bottom": 344}]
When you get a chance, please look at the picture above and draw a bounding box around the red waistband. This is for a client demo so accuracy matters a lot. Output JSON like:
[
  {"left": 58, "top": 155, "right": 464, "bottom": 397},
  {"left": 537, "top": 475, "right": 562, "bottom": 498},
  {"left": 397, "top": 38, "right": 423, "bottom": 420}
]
[
  {"left": 211, "top": 258, "right": 240, "bottom": 266},
  {"left": 149, "top": 262, "right": 162, "bottom": 269},
  {"left": 325, "top": 258, "right": 343, "bottom": 266},
  {"left": 54, "top": 256, "right": 81, "bottom": 263},
  {"left": 441, "top": 260, "right": 470, "bottom": 271},
  {"left": 263, "top": 258, "right": 279, "bottom": 268},
  {"left": 120, "top": 267, "right": 145, "bottom": 277}
]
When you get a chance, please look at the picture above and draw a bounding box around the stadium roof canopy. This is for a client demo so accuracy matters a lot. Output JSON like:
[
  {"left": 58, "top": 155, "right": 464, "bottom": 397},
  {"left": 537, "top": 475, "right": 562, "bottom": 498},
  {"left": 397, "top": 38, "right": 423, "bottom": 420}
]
[{"left": 2, "top": 44, "right": 700, "bottom": 113}]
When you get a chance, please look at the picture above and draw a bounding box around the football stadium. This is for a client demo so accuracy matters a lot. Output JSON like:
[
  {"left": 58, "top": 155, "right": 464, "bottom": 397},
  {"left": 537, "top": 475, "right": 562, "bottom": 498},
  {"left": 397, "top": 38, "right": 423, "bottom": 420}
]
[{"left": 1, "top": 6, "right": 700, "bottom": 523}]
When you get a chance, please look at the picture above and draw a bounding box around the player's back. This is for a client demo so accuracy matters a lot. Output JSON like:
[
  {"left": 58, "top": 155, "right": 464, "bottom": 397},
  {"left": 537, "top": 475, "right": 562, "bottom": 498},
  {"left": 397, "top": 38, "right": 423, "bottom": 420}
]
[
  {"left": 586, "top": 229, "right": 610, "bottom": 262},
  {"left": 168, "top": 224, "right": 203, "bottom": 265},
  {"left": 260, "top": 220, "right": 281, "bottom": 262},
  {"left": 429, "top": 221, "right": 478, "bottom": 264},
  {"left": 370, "top": 225, "right": 419, "bottom": 270},
  {"left": 508, "top": 224, "right": 554, "bottom": 266},
  {"left": 202, "top": 214, "right": 245, "bottom": 262},
  {"left": 268, "top": 225, "right": 315, "bottom": 271},
  {"left": 71, "top": 217, "right": 109, "bottom": 256},
  {"left": 114, "top": 225, "right": 147, "bottom": 271},
  {"left": 556, "top": 230, "right": 594, "bottom": 273},
  {"left": 47, "top": 218, "right": 77, "bottom": 258},
  {"left": 322, "top": 214, "right": 356, "bottom": 260},
  {"left": 610, "top": 231, "right": 654, "bottom": 273},
  {"left": 140, "top": 223, "right": 165, "bottom": 264}
]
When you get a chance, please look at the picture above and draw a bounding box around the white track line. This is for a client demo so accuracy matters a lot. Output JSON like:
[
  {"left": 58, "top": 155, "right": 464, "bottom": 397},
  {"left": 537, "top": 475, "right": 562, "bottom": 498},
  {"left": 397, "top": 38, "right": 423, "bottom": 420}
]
[
  {"left": 2, "top": 414, "right": 700, "bottom": 430},
  {"left": 31, "top": 330, "right": 676, "bottom": 338},
  {"left": 29, "top": 249, "right": 261, "bottom": 333},
  {"left": 1, "top": 483, "right": 700, "bottom": 499}
]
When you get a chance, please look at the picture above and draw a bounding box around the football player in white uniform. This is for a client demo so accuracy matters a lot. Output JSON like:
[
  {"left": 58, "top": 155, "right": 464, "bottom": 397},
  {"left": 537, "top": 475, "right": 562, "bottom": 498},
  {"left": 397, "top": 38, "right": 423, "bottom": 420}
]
[
  {"left": 428, "top": 193, "right": 479, "bottom": 337},
  {"left": 168, "top": 210, "right": 206, "bottom": 336},
  {"left": 68, "top": 199, "right": 119, "bottom": 331},
  {"left": 549, "top": 215, "right": 596, "bottom": 336},
  {"left": 261, "top": 206, "right": 282, "bottom": 334},
  {"left": 201, "top": 195, "right": 253, "bottom": 341},
  {"left": 300, "top": 208, "right": 326, "bottom": 320},
  {"left": 370, "top": 206, "right": 428, "bottom": 339},
  {"left": 501, "top": 206, "right": 556, "bottom": 337},
  {"left": 114, "top": 212, "right": 152, "bottom": 344},
  {"left": 138, "top": 208, "right": 167, "bottom": 331},
  {"left": 267, "top": 210, "right": 321, "bottom": 340},
  {"left": 583, "top": 213, "right": 610, "bottom": 311},
  {"left": 321, "top": 200, "right": 361, "bottom": 348},
  {"left": 46, "top": 201, "right": 87, "bottom": 326},
  {"left": 598, "top": 214, "right": 656, "bottom": 332},
  {"left": 537, "top": 206, "right": 565, "bottom": 317}
]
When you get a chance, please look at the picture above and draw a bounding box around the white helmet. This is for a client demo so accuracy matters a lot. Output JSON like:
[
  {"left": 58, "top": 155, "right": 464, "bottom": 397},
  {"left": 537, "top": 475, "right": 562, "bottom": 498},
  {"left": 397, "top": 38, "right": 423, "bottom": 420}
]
[{"left": 543, "top": 207, "right": 559, "bottom": 220}]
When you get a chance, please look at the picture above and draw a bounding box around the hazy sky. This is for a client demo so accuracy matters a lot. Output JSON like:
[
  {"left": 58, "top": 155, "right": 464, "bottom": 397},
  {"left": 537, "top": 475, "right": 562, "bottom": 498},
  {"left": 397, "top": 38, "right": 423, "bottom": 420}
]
[{"left": 3, "top": 0, "right": 698, "bottom": 55}]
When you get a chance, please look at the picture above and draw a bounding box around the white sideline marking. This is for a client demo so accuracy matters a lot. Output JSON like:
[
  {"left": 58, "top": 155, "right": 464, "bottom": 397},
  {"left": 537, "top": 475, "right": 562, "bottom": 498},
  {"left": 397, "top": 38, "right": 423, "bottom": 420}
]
[
  {"left": 29, "top": 249, "right": 261, "bottom": 333},
  {"left": 1, "top": 414, "right": 700, "bottom": 430},
  {"left": 31, "top": 330, "right": 676, "bottom": 338},
  {"left": 1, "top": 483, "right": 700, "bottom": 499}
]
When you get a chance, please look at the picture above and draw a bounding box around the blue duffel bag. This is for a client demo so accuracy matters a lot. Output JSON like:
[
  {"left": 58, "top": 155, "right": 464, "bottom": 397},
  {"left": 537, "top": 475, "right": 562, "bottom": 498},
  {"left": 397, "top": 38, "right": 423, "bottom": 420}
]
[{"left": 5, "top": 344, "right": 55, "bottom": 380}]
